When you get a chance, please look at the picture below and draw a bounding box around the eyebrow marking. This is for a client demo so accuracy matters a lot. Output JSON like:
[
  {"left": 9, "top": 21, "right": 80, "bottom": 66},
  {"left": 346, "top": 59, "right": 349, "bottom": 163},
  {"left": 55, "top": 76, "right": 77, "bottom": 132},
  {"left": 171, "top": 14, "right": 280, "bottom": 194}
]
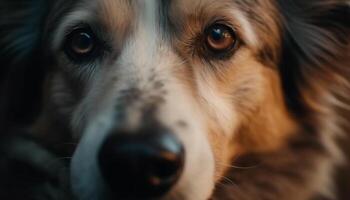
[
  {"left": 231, "top": 9, "right": 258, "bottom": 48},
  {"left": 53, "top": 9, "right": 93, "bottom": 51}
]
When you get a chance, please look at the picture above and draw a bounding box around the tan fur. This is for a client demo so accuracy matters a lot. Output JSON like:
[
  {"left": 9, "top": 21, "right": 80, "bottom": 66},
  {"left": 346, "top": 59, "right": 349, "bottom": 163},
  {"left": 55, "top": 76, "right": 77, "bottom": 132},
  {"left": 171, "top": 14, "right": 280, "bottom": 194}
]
[
  {"left": 25, "top": 0, "right": 349, "bottom": 199},
  {"left": 169, "top": 0, "right": 298, "bottom": 183},
  {"left": 98, "top": 0, "right": 133, "bottom": 45}
]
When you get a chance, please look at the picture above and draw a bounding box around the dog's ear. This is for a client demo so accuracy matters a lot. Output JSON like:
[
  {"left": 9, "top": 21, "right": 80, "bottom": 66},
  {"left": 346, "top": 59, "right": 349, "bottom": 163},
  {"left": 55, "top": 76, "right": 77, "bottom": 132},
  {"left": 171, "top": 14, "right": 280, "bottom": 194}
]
[
  {"left": 277, "top": 0, "right": 350, "bottom": 130},
  {"left": 0, "top": 0, "right": 50, "bottom": 128}
]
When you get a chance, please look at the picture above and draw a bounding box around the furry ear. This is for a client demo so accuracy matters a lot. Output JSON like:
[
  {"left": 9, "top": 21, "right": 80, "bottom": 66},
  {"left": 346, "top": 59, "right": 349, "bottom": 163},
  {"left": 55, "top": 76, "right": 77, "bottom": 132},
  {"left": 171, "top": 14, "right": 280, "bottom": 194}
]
[
  {"left": 277, "top": 0, "right": 350, "bottom": 130},
  {"left": 0, "top": 0, "right": 49, "bottom": 128}
]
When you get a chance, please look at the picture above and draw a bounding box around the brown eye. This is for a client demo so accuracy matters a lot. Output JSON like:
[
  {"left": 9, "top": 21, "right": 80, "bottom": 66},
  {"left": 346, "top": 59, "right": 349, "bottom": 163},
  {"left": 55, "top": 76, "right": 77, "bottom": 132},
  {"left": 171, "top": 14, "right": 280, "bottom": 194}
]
[
  {"left": 205, "top": 23, "right": 237, "bottom": 54},
  {"left": 64, "top": 27, "right": 99, "bottom": 62},
  {"left": 71, "top": 32, "right": 94, "bottom": 54}
]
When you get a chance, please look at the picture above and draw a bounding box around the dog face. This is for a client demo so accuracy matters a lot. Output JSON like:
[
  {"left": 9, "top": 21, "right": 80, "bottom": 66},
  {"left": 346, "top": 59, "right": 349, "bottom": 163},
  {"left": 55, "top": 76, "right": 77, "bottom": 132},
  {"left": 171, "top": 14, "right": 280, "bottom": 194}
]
[
  {"left": 2, "top": 0, "right": 348, "bottom": 200},
  {"left": 42, "top": 0, "right": 299, "bottom": 199}
]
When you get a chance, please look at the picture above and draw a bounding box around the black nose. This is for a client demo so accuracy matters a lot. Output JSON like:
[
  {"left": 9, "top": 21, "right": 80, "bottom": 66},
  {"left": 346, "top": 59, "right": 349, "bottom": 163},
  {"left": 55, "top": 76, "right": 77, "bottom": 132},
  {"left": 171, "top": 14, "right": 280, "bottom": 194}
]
[{"left": 98, "top": 126, "right": 185, "bottom": 199}]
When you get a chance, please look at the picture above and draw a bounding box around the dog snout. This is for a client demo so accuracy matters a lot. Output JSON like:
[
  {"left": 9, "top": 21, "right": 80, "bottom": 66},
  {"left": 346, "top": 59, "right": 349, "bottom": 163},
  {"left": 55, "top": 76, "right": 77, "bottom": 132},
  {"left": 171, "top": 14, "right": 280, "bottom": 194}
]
[{"left": 98, "top": 125, "right": 185, "bottom": 199}]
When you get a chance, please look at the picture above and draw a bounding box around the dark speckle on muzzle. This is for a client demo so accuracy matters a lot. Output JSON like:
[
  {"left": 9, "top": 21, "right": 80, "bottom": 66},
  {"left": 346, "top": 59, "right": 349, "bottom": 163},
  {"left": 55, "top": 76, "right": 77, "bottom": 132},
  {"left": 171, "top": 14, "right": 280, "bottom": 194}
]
[{"left": 98, "top": 123, "right": 185, "bottom": 199}]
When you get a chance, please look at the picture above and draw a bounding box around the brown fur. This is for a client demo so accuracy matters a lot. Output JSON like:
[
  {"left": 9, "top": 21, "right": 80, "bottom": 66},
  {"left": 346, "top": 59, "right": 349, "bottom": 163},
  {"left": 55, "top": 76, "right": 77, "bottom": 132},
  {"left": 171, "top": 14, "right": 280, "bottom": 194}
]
[
  {"left": 37, "top": 0, "right": 350, "bottom": 199},
  {"left": 0, "top": 0, "right": 349, "bottom": 199},
  {"left": 212, "top": 1, "right": 350, "bottom": 199}
]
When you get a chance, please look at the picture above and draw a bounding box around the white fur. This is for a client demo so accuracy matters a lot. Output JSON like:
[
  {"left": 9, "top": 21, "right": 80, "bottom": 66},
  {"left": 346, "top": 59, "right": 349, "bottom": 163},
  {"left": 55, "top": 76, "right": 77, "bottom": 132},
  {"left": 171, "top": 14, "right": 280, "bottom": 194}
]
[{"left": 69, "top": 1, "right": 216, "bottom": 200}]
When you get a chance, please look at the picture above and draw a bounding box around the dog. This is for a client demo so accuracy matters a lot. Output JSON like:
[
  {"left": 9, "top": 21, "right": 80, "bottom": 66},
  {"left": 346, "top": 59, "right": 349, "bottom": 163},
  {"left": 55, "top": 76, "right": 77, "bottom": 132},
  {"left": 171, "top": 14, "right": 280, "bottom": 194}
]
[{"left": 0, "top": 0, "right": 349, "bottom": 200}]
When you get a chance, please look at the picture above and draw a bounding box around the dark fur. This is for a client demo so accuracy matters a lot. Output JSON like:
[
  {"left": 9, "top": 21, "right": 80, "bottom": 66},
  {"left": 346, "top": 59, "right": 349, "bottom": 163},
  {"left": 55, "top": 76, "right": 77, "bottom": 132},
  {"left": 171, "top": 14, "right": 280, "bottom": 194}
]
[
  {"left": 0, "top": 0, "right": 49, "bottom": 128},
  {"left": 0, "top": 131, "right": 73, "bottom": 200},
  {"left": 0, "top": 1, "right": 72, "bottom": 199},
  {"left": 278, "top": 0, "right": 350, "bottom": 127},
  {"left": 0, "top": 0, "right": 349, "bottom": 199}
]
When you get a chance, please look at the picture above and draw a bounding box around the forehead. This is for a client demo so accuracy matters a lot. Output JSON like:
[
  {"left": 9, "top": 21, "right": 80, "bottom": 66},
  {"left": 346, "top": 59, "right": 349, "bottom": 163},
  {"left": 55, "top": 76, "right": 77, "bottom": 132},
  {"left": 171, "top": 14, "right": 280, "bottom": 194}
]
[
  {"left": 57, "top": 0, "right": 276, "bottom": 29},
  {"left": 93, "top": 0, "right": 275, "bottom": 23},
  {"left": 53, "top": 0, "right": 280, "bottom": 61}
]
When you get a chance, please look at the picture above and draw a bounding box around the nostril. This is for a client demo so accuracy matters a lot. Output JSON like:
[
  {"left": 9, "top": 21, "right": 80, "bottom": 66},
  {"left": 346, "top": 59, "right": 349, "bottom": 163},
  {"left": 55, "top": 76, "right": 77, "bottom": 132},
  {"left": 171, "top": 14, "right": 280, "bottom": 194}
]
[
  {"left": 155, "top": 152, "right": 183, "bottom": 178},
  {"left": 98, "top": 127, "right": 184, "bottom": 199},
  {"left": 146, "top": 148, "right": 184, "bottom": 188}
]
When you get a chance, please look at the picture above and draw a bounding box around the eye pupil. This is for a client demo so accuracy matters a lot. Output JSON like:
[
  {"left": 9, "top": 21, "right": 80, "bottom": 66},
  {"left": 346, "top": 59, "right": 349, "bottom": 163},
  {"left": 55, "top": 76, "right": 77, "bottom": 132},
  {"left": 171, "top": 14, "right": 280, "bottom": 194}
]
[
  {"left": 211, "top": 27, "right": 225, "bottom": 41},
  {"left": 71, "top": 32, "right": 94, "bottom": 54}
]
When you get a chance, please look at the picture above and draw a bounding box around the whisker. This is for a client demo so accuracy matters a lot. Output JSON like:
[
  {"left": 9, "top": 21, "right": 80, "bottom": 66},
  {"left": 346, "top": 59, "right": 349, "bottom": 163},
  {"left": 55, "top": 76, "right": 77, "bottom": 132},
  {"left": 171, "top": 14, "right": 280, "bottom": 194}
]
[
  {"left": 215, "top": 175, "right": 238, "bottom": 189},
  {"left": 216, "top": 161, "right": 261, "bottom": 170},
  {"left": 220, "top": 176, "right": 237, "bottom": 186}
]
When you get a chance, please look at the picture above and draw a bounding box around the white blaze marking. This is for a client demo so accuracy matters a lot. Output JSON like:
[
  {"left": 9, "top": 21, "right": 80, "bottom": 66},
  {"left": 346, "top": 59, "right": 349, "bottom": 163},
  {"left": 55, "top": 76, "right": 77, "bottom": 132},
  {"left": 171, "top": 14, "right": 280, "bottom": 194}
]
[{"left": 138, "top": 0, "right": 158, "bottom": 29}]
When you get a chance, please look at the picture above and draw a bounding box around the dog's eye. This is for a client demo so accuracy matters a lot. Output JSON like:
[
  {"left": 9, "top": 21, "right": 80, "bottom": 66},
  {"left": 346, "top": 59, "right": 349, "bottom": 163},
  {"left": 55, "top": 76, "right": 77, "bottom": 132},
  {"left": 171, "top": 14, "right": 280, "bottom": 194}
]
[
  {"left": 205, "top": 23, "right": 237, "bottom": 55},
  {"left": 64, "top": 28, "right": 99, "bottom": 62}
]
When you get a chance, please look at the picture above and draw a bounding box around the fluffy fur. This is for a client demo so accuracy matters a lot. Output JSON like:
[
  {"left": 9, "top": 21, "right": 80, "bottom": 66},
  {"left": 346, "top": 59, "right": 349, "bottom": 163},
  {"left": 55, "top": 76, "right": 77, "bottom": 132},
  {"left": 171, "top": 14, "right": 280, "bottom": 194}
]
[{"left": 0, "top": 0, "right": 349, "bottom": 200}]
